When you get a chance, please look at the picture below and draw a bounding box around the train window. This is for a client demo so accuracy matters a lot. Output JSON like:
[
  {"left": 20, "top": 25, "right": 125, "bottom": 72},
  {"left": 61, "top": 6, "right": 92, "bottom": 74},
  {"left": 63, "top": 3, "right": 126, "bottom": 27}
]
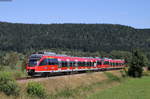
[
  {"left": 111, "top": 62, "right": 113, "bottom": 66},
  {"left": 91, "top": 62, "right": 94, "bottom": 67},
  {"left": 113, "top": 63, "right": 115, "bottom": 66},
  {"left": 58, "top": 61, "right": 61, "bottom": 68},
  {"left": 73, "top": 61, "right": 76, "bottom": 67},
  {"left": 116, "top": 63, "right": 119, "bottom": 66},
  {"left": 116, "top": 63, "right": 118, "bottom": 66},
  {"left": 62, "top": 61, "right": 67, "bottom": 67},
  {"left": 78, "top": 62, "right": 81, "bottom": 66},
  {"left": 85, "top": 62, "right": 87, "bottom": 66},
  {"left": 75, "top": 61, "right": 78, "bottom": 67},
  {"left": 110, "top": 62, "right": 113, "bottom": 66},
  {"left": 69, "top": 61, "right": 73, "bottom": 67},
  {"left": 48, "top": 59, "right": 58, "bottom": 65},
  {"left": 78, "top": 62, "right": 84, "bottom": 66},
  {"left": 87, "top": 62, "right": 93, "bottom": 67},
  {"left": 84, "top": 62, "right": 87, "bottom": 66},
  {"left": 70, "top": 61, "right": 75, "bottom": 67},
  {"left": 82, "top": 62, "right": 85, "bottom": 66},
  {"left": 103, "top": 61, "right": 109, "bottom": 65},
  {"left": 81, "top": 62, "right": 83, "bottom": 66},
  {"left": 39, "top": 59, "right": 48, "bottom": 66},
  {"left": 29, "top": 59, "right": 38, "bottom": 67},
  {"left": 87, "top": 62, "right": 91, "bottom": 66},
  {"left": 67, "top": 61, "right": 70, "bottom": 67},
  {"left": 80, "top": 62, "right": 82, "bottom": 66},
  {"left": 97, "top": 61, "right": 102, "bottom": 65},
  {"left": 79, "top": 62, "right": 84, "bottom": 66}
]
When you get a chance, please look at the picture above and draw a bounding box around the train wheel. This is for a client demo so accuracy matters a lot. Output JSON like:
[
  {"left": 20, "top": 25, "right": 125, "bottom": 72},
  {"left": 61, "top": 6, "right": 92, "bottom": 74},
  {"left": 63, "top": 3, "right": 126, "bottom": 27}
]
[{"left": 42, "top": 72, "right": 51, "bottom": 77}]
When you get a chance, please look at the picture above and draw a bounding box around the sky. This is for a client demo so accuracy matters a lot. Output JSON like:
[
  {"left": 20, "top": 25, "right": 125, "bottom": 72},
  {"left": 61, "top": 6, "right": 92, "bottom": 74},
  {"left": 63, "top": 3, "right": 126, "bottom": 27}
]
[{"left": 0, "top": 0, "right": 149, "bottom": 28}]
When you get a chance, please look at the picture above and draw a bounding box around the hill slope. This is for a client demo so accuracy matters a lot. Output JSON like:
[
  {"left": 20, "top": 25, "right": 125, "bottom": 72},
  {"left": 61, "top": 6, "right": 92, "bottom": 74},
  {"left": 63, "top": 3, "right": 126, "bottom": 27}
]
[{"left": 0, "top": 22, "right": 150, "bottom": 52}]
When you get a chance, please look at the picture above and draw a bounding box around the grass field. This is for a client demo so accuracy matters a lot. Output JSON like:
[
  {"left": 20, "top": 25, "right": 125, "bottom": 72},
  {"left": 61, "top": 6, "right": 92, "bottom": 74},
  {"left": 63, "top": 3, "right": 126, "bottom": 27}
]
[
  {"left": 88, "top": 76, "right": 150, "bottom": 99},
  {"left": 1, "top": 70, "right": 150, "bottom": 99}
]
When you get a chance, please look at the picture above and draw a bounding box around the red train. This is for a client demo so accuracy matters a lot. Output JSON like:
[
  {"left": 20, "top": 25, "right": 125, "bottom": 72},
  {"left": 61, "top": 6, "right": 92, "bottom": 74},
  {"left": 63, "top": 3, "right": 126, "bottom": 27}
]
[{"left": 26, "top": 52, "right": 125, "bottom": 76}]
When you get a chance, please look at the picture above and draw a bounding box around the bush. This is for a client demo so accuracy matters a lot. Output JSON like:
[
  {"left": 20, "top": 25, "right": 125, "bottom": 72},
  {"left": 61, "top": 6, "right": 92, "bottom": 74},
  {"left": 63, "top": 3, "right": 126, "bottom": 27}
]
[
  {"left": 27, "top": 82, "right": 46, "bottom": 98},
  {"left": 1, "top": 81, "right": 20, "bottom": 96},
  {"left": 128, "top": 49, "right": 148, "bottom": 78},
  {"left": 0, "top": 72, "right": 20, "bottom": 96},
  {"left": 0, "top": 72, "right": 14, "bottom": 84}
]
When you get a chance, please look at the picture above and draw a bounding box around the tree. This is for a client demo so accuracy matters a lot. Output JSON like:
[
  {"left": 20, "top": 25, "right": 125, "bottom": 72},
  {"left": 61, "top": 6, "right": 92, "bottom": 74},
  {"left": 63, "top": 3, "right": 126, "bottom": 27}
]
[
  {"left": 21, "top": 56, "right": 28, "bottom": 72},
  {"left": 3, "top": 52, "right": 19, "bottom": 69},
  {"left": 128, "top": 49, "right": 148, "bottom": 77}
]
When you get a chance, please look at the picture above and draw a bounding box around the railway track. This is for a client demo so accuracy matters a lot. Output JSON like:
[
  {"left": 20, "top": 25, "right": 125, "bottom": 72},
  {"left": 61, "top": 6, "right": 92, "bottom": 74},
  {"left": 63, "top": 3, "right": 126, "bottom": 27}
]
[
  {"left": 16, "top": 69, "right": 123, "bottom": 83},
  {"left": 16, "top": 76, "right": 40, "bottom": 80},
  {"left": 16, "top": 71, "right": 84, "bottom": 82}
]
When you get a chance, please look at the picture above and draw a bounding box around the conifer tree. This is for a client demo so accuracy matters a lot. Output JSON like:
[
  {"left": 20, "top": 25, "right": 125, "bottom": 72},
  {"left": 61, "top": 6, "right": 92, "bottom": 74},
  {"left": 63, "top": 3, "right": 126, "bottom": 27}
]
[{"left": 128, "top": 49, "right": 148, "bottom": 77}]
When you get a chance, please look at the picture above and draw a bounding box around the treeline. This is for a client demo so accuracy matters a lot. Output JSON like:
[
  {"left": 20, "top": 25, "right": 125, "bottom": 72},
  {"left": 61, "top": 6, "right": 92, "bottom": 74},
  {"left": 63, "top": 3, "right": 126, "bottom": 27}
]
[
  {"left": 0, "top": 22, "right": 150, "bottom": 53},
  {"left": 0, "top": 22, "right": 150, "bottom": 69}
]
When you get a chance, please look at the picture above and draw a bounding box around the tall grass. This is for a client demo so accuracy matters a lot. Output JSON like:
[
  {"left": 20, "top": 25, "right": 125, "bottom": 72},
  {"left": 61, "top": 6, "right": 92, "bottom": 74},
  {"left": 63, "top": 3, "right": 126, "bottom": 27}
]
[
  {"left": 0, "top": 66, "right": 27, "bottom": 79},
  {"left": 0, "top": 71, "right": 126, "bottom": 99},
  {"left": 104, "top": 72, "right": 121, "bottom": 82},
  {"left": 49, "top": 80, "right": 116, "bottom": 99}
]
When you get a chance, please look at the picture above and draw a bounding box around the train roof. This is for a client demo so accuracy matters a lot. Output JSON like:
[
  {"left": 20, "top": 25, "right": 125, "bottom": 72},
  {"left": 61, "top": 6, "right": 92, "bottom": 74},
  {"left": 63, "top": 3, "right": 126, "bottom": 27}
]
[
  {"left": 29, "top": 52, "right": 101, "bottom": 61},
  {"left": 29, "top": 52, "right": 124, "bottom": 62}
]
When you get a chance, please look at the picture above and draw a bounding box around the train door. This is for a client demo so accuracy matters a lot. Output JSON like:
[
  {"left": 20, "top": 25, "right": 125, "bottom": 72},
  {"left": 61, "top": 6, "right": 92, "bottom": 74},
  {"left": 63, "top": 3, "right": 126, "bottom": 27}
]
[
  {"left": 58, "top": 59, "right": 62, "bottom": 71},
  {"left": 66, "top": 59, "right": 70, "bottom": 71},
  {"left": 47, "top": 58, "right": 59, "bottom": 71},
  {"left": 103, "top": 60, "right": 109, "bottom": 69},
  {"left": 94, "top": 60, "right": 97, "bottom": 67},
  {"left": 75, "top": 60, "right": 78, "bottom": 71},
  {"left": 37, "top": 58, "right": 49, "bottom": 72}
]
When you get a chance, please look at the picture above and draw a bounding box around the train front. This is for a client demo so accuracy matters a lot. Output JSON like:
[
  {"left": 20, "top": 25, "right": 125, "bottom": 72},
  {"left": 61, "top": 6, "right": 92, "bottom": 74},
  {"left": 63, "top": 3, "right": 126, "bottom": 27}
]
[{"left": 26, "top": 54, "right": 42, "bottom": 76}]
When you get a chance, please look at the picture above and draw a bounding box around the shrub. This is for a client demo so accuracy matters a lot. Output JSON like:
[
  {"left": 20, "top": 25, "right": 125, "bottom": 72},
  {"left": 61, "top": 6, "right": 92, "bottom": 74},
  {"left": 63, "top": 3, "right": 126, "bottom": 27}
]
[
  {"left": 128, "top": 49, "right": 148, "bottom": 77},
  {"left": 1, "top": 81, "right": 20, "bottom": 96},
  {"left": 0, "top": 72, "right": 14, "bottom": 84},
  {"left": 0, "top": 72, "right": 20, "bottom": 96},
  {"left": 27, "top": 82, "right": 46, "bottom": 98}
]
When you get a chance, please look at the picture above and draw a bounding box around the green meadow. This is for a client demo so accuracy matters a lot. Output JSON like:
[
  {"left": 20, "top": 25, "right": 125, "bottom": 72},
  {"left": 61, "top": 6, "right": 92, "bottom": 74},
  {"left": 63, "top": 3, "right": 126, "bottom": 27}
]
[{"left": 88, "top": 76, "right": 150, "bottom": 99}]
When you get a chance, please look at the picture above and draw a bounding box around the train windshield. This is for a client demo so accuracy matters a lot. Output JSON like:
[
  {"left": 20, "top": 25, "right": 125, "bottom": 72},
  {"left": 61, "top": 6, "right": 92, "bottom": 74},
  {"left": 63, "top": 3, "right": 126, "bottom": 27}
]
[{"left": 29, "top": 59, "right": 38, "bottom": 67}]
